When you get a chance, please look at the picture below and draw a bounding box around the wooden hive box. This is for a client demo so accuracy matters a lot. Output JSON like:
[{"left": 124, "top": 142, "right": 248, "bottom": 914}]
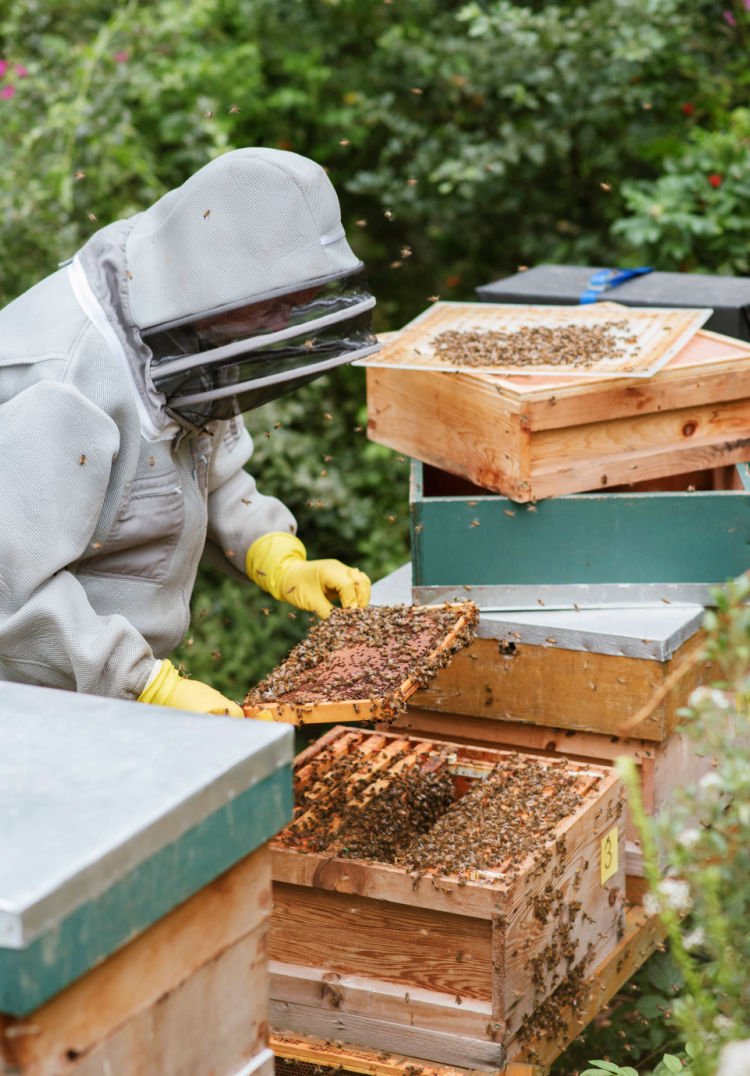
[
  {"left": 365, "top": 307, "right": 750, "bottom": 502},
  {"left": 269, "top": 726, "right": 626, "bottom": 1069},
  {"left": 410, "top": 460, "right": 750, "bottom": 609},
  {"left": 369, "top": 566, "right": 716, "bottom": 903},
  {"left": 0, "top": 684, "right": 293, "bottom": 1076}
]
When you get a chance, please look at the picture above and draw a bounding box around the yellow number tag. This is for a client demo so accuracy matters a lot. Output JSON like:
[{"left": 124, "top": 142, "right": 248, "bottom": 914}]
[{"left": 601, "top": 826, "right": 618, "bottom": 884}]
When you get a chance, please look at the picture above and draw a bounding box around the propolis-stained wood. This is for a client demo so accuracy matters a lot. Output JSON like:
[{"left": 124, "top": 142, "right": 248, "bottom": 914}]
[
  {"left": 366, "top": 325, "right": 750, "bottom": 500},
  {"left": 269, "top": 726, "right": 626, "bottom": 1065}
]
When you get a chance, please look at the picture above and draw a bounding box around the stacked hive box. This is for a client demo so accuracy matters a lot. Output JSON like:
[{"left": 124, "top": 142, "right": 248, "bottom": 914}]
[
  {"left": 363, "top": 296, "right": 747, "bottom": 895},
  {"left": 0, "top": 683, "right": 293, "bottom": 1076},
  {"left": 270, "top": 292, "right": 746, "bottom": 1074}
]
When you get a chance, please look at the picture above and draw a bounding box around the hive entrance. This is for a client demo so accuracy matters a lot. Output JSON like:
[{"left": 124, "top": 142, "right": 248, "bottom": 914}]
[{"left": 274, "top": 729, "right": 601, "bottom": 882}]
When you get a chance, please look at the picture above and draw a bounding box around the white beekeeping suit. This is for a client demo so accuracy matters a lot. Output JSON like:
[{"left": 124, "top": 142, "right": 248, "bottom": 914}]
[{"left": 0, "top": 148, "right": 377, "bottom": 715}]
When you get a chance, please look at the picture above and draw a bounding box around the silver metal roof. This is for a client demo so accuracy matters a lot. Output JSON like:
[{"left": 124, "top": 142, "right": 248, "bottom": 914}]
[
  {"left": 0, "top": 682, "right": 292, "bottom": 949},
  {"left": 371, "top": 562, "right": 705, "bottom": 661}
]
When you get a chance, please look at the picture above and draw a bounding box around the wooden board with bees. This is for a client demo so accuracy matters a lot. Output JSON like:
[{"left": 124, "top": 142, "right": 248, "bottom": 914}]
[
  {"left": 243, "top": 603, "right": 478, "bottom": 725},
  {"left": 365, "top": 312, "right": 750, "bottom": 502},
  {"left": 269, "top": 725, "right": 627, "bottom": 1069}
]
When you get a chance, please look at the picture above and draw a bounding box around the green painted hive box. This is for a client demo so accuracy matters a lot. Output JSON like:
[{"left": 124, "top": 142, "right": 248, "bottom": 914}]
[
  {"left": 0, "top": 682, "right": 294, "bottom": 1018},
  {"left": 410, "top": 459, "right": 750, "bottom": 609}
]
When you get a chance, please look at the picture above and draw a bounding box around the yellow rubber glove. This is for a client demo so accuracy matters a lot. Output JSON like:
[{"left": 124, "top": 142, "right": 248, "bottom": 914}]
[
  {"left": 245, "top": 532, "right": 371, "bottom": 618},
  {"left": 138, "top": 659, "right": 244, "bottom": 717}
]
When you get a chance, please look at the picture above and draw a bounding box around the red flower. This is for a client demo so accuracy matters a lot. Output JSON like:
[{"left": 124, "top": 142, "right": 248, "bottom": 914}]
[
  {"left": 708, "top": 174, "right": 723, "bottom": 188},
  {"left": 681, "top": 102, "right": 695, "bottom": 116}
]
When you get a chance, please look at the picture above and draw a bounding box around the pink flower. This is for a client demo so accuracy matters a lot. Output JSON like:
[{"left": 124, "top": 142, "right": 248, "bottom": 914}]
[
  {"left": 0, "top": 59, "right": 7, "bottom": 78},
  {"left": 14, "top": 64, "right": 28, "bottom": 77},
  {"left": 745, "top": 0, "right": 750, "bottom": 9},
  {"left": 724, "top": 10, "right": 737, "bottom": 25},
  {"left": 114, "top": 50, "right": 129, "bottom": 63},
  {"left": 1, "top": 84, "right": 16, "bottom": 99}
]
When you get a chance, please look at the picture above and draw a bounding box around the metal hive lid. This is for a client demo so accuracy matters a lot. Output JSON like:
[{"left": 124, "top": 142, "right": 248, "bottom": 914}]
[{"left": 0, "top": 682, "right": 293, "bottom": 950}]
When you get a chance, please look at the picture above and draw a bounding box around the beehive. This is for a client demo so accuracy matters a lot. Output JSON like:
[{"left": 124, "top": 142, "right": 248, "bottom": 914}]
[
  {"left": 365, "top": 309, "right": 750, "bottom": 502},
  {"left": 269, "top": 726, "right": 626, "bottom": 1068}
]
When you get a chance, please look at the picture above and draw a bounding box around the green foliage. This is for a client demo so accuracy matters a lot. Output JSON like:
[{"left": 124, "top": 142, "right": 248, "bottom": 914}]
[
  {"left": 614, "top": 578, "right": 750, "bottom": 1076},
  {"left": 2, "top": 0, "right": 748, "bottom": 321},
  {"left": 613, "top": 109, "right": 750, "bottom": 273},
  {"left": 553, "top": 949, "right": 685, "bottom": 1076}
]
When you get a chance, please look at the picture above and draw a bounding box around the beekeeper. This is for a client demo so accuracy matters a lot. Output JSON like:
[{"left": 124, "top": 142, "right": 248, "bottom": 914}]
[{"left": 0, "top": 147, "right": 379, "bottom": 717}]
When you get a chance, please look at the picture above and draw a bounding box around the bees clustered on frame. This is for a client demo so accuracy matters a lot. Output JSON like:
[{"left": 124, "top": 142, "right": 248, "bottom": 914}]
[{"left": 243, "top": 602, "right": 479, "bottom": 724}]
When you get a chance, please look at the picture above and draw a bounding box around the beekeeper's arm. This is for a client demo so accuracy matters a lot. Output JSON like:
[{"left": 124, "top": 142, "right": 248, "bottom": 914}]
[
  {"left": 206, "top": 417, "right": 370, "bottom": 618},
  {"left": 0, "top": 382, "right": 242, "bottom": 715}
]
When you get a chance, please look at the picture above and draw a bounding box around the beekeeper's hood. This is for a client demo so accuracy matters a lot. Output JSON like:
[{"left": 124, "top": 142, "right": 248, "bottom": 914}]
[{"left": 73, "top": 148, "right": 379, "bottom": 433}]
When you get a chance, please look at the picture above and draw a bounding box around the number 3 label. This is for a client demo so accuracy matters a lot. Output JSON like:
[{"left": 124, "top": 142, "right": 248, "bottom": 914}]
[{"left": 601, "top": 826, "right": 618, "bottom": 884}]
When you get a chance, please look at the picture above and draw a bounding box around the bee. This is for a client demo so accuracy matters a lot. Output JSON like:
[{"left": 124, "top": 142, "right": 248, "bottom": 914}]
[
  {"left": 228, "top": 104, "right": 240, "bottom": 114},
  {"left": 79, "top": 454, "right": 87, "bottom": 465},
  {"left": 203, "top": 209, "right": 211, "bottom": 219}
]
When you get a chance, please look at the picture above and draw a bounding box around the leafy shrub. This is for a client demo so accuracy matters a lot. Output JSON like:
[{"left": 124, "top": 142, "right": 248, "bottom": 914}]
[
  {"left": 613, "top": 579, "right": 750, "bottom": 1076},
  {"left": 613, "top": 109, "right": 750, "bottom": 274}
]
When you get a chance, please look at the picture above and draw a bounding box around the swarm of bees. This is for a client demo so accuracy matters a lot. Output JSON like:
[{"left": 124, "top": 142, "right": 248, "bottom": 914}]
[
  {"left": 430, "top": 321, "right": 639, "bottom": 369},
  {"left": 243, "top": 602, "right": 478, "bottom": 722}
]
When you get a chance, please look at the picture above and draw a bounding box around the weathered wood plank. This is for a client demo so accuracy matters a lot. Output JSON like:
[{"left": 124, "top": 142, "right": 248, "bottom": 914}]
[
  {"left": 272, "top": 1030, "right": 505, "bottom": 1076},
  {"left": 64, "top": 927, "right": 269, "bottom": 1076},
  {"left": 271, "top": 845, "right": 498, "bottom": 920},
  {"left": 270, "top": 884, "right": 494, "bottom": 1000},
  {"left": 271, "top": 999, "right": 507, "bottom": 1071},
  {"left": 407, "top": 632, "right": 710, "bottom": 741},
  {"left": 271, "top": 961, "right": 492, "bottom": 1038},
  {"left": 529, "top": 395, "right": 750, "bottom": 496},
  {"left": 367, "top": 367, "right": 528, "bottom": 500}
]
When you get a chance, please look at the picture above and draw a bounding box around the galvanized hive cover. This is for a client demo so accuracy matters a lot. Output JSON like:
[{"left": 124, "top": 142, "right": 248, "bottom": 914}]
[
  {"left": 0, "top": 682, "right": 293, "bottom": 1014},
  {"left": 371, "top": 561, "right": 705, "bottom": 661}
]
